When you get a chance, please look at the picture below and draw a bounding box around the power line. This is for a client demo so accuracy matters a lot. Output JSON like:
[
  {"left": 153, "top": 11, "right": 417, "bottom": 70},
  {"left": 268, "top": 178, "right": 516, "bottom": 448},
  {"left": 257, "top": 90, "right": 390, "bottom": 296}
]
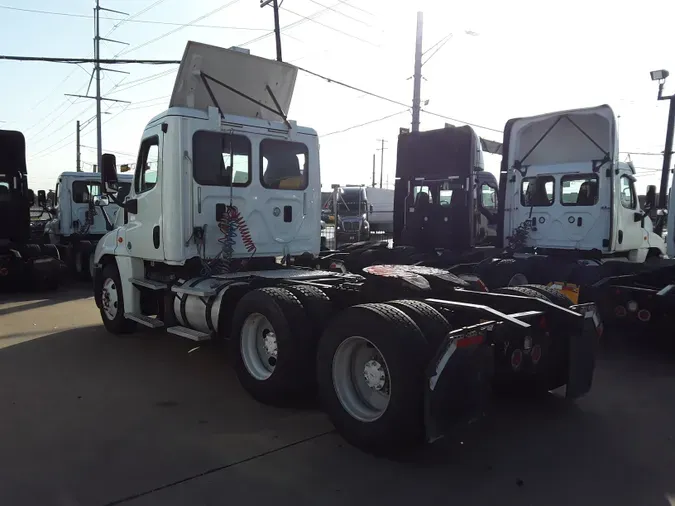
[
  {"left": 422, "top": 34, "right": 453, "bottom": 66},
  {"left": 296, "top": 65, "right": 503, "bottom": 133},
  {"left": 116, "top": 0, "right": 244, "bottom": 57},
  {"left": 0, "top": 4, "right": 269, "bottom": 31},
  {"left": 0, "top": 55, "right": 180, "bottom": 64},
  {"left": 335, "top": 0, "right": 374, "bottom": 17},
  {"left": 280, "top": 5, "right": 378, "bottom": 47},
  {"left": 239, "top": 1, "right": 343, "bottom": 47},
  {"left": 305, "top": 0, "right": 371, "bottom": 26},
  {"left": 420, "top": 108, "right": 503, "bottom": 133},
  {"left": 322, "top": 109, "right": 409, "bottom": 137}
]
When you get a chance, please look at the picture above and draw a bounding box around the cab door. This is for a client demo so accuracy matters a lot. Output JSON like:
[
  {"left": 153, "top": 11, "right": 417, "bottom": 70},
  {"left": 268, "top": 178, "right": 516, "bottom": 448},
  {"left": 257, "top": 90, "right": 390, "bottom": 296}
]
[
  {"left": 123, "top": 132, "right": 164, "bottom": 260},
  {"left": 614, "top": 172, "right": 643, "bottom": 252},
  {"left": 191, "top": 129, "right": 254, "bottom": 259},
  {"left": 257, "top": 137, "right": 317, "bottom": 256},
  {"left": 556, "top": 172, "right": 607, "bottom": 250}
]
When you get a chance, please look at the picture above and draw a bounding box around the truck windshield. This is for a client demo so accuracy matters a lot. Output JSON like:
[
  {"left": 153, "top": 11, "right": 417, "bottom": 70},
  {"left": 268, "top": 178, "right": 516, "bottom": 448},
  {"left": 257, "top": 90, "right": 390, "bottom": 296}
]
[{"left": 337, "top": 190, "right": 367, "bottom": 215}]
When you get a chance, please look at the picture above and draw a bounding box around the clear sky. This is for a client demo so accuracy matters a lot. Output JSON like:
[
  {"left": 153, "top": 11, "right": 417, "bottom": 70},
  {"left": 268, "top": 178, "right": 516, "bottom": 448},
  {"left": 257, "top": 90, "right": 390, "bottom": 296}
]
[{"left": 1, "top": 0, "right": 674, "bottom": 193}]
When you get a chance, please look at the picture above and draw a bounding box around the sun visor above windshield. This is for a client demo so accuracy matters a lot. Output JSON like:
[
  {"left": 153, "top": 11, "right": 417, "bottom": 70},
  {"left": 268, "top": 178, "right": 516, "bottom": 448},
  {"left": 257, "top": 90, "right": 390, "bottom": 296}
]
[
  {"left": 0, "top": 130, "right": 27, "bottom": 176},
  {"left": 503, "top": 104, "right": 618, "bottom": 170},
  {"left": 169, "top": 41, "right": 298, "bottom": 121}
]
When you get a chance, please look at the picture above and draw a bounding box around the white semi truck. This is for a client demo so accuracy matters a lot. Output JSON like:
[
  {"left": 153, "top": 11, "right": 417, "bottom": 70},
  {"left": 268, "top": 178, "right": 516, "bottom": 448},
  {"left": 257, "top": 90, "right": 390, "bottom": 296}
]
[
  {"left": 41, "top": 171, "right": 132, "bottom": 280},
  {"left": 91, "top": 41, "right": 601, "bottom": 455}
]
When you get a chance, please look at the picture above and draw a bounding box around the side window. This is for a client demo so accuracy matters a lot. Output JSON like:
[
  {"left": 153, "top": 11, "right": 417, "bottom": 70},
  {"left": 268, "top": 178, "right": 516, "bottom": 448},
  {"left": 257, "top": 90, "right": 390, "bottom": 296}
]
[
  {"left": 561, "top": 174, "right": 599, "bottom": 206},
  {"left": 260, "top": 139, "right": 308, "bottom": 190},
  {"left": 439, "top": 190, "right": 453, "bottom": 206},
  {"left": 620, "top": 175, "right": 636, "bottom": 210},
  {"left": 72, "top": 181, "right": 101, "bottom": 204},
  {"left": 413, "top": 185, "right": 433, "bottom": 205},
  {"left": 193, "top": 131, "right": 251, "bottom": 187},
  {"left": 135, "top": 136, "right": 160, "bottom": 194},
  {"left": 480, "top": 184, "right": 498, "bottom": 213},
  {"left": 521, "top": 176, "right": 554, "bottom": 207},
  {"left": 53, "top": 183, "right": 60, "bottom": 208}
]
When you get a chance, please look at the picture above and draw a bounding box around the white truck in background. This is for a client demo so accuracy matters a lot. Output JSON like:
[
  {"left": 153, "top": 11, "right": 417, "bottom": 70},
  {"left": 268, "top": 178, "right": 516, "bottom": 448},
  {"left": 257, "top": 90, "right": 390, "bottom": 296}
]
[
  {"left": 364, "top": 186, "right": 394, "bottom": 233},
  {"left": 41, "top": 171, "right": 132, "bottom": 279}
]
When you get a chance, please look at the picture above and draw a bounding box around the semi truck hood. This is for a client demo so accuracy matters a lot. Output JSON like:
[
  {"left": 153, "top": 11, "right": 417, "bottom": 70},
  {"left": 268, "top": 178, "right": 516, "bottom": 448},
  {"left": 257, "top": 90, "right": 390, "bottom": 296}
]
[
  {"left": 169, "top": 41, "right": 298, "bottom": 121},
  {"left": 502, "top": 104, "right": 618, "bottom": 170}
]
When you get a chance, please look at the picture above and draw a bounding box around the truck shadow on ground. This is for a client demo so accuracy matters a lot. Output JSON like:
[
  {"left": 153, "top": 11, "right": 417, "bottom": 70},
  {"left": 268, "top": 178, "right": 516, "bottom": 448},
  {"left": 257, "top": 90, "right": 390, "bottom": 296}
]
[
  {"left": 0, "top": 283, "right": 93, "bottom": 316},
  {"left": 0, "top": 325, "right": 673, "bottom": 506}
]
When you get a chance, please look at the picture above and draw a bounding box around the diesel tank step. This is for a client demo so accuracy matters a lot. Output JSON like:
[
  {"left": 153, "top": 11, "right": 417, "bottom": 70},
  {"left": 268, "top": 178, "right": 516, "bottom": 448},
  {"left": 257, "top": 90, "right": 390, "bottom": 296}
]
[
  {"left": 167, "top": 326, "right": 212, "bottom": 341},
  {"left": 124, "top": 313, "right": 165, "bottom": 328}
]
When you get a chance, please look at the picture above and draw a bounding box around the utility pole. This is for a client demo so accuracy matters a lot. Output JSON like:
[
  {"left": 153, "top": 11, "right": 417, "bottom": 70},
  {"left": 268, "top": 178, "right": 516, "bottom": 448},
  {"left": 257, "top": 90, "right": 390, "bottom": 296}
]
[
  {"left": 376, "top": 139, "right": 388, "bottom": 189},
  {"left": 372, "top": 153, "right": 376, "bottom": 187},
  {"left": 76, "top": 121, "right": 81, "bottom": 171},
  {"left": 261, "top": 0, "right": 283, "bottom": 62},
  {"left": 65, "top": 1, "right": 130, "bottom": 173},
  {"left": 650, "top": 69, "right": 675, "bottom": 236},
  {"left": 411, "top": 11, "right": 424, "bottom": 133}
]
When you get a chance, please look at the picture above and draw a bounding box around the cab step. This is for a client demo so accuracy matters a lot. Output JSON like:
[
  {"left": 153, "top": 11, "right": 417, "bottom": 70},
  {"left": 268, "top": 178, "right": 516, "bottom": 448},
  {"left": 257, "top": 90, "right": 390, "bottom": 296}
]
[
  {"left": 167, "top": 326, "right": 212, "bottom": 342},
  {"left": 171, "top": 285, "right": 216, "bottom": 297},
  {"left": 124, "top": 312, "right": 165, "bottom": 328},
  {"left": 129, "top": 278, "right": 168, "bottom": 290}
]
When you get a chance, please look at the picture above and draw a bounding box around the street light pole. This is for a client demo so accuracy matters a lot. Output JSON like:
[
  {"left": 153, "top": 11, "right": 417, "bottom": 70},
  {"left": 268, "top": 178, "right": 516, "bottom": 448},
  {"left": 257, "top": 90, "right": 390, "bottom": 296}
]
[{"left": 650, "top": 70, "right": 675, "bottom": 232}]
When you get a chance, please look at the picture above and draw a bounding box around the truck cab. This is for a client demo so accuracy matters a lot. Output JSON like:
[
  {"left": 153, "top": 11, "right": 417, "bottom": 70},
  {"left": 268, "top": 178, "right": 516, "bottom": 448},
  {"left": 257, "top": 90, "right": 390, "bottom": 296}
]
[
  {"left": 95, "top": 41, "right": 320, "bottom": 316},
  {"left": 334, "top": 185, "right": 370, "bottom": 243},
  {"left": 0, "top": 130, "right": 34, "bottom": 246},
  {"left": 499, "top": 104, "right": 666, "bottom": 262},
  {"left": 44, "top": 172, "right": 131, "bottom": 244},
  {"left": 393, "top": 124, "right": 499, "bottom": 253}
]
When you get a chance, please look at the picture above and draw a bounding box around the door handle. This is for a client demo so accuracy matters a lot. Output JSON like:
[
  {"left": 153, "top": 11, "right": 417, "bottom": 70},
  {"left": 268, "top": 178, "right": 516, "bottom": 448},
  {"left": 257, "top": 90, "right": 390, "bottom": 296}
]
[{"left": 126, "top": 198, "right": 138, "bottom": 214}]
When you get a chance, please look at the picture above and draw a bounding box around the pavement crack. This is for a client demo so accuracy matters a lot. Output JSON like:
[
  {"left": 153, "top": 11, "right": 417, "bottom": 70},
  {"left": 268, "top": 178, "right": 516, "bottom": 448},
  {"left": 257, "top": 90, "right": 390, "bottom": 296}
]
[{"left": 101, "top": 429, "right": 336, "bottom": 506}]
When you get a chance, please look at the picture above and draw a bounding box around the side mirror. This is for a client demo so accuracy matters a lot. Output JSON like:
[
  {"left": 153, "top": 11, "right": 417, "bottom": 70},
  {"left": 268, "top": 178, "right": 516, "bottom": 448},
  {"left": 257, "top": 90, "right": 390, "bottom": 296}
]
[
  {"left": 369, "top": 204, "right": 374, "bottom": 214},
  {"left": 93, "top": 195, "right": 110, "bottom": 207},
  {"left": 101, "top": 153, "right": 119, "bottom": 193},
  {"left": 27, "top": 189, "right": 35, "bottom": 207},
  {"left": 645, "top": 185, "right": 657, "bottom": 209},
  {"left": 633, "top": 211, "right": 644, "bottom": 223},
  {"left": 37, "top": 190, "right": 47, "bottom": 207}
]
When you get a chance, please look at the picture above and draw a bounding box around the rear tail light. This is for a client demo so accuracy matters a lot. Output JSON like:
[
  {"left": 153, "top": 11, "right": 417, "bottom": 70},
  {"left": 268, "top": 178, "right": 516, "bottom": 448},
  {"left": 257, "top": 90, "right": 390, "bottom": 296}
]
[
  {"left": 637, "top": 309, "right": 651, "bottom": 322},
  {"left": 510, "top": 349, "right": 523, "bottom": 370},
  {"left": 531, "top": 345, "right": 542, "bottom": 364},
  {"left": 614, "top": 305, "right": 627, "bottom": 317}
]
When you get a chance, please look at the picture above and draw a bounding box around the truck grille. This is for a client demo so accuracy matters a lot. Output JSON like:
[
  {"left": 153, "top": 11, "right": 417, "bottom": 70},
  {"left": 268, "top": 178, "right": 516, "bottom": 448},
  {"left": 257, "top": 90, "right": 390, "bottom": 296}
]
[{"left": 342, "top": 221, "right": 358, "bottom": 231}]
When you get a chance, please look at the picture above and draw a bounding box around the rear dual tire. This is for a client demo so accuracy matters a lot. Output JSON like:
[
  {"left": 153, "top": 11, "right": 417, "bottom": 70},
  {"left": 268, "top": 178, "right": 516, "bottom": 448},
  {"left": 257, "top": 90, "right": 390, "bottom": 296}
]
[
  {"left": 317, "top": 303, "right": 430, "bottom": 455},
  {"left": 231, "top": 288, "right": 447, "bottom": 455}
]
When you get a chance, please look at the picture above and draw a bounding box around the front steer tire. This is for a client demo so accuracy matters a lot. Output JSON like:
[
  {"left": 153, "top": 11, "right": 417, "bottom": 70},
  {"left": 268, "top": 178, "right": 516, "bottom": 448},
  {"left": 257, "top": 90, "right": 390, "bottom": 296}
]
[
  {"left": 99, "top": 263, "right": 136, "bottom": 335},
  {"left": 230, "top": 287, "right": 314, "bottom": 407},
  {"left": 317, "top": 303, "right": 428, "bottom": 456}
]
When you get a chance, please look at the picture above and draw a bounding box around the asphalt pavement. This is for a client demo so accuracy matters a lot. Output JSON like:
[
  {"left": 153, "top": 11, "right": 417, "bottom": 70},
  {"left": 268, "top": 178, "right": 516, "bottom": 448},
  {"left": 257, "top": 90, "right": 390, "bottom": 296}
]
[{"left": 1, "top": 286, "right": 674, "bottom": 506}]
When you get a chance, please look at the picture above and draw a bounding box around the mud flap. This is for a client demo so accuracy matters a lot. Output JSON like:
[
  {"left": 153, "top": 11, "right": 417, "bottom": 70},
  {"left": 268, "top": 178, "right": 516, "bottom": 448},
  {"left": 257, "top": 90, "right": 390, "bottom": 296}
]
[
  {"left": 565, "top": 304, "right": 600, "bottom": 399},
  {"left": 424, "top": 323, "right": 495, "bottom": 443}
]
